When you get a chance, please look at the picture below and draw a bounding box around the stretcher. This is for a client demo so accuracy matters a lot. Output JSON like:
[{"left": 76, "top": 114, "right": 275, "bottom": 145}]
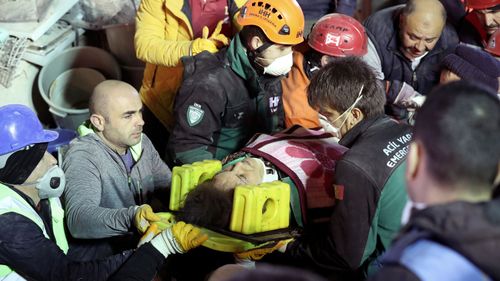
[{"left": 161, "top": 159, "right": 296, "bottom": 252}]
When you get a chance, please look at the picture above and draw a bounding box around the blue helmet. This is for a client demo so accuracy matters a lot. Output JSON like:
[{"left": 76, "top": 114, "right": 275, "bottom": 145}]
[{"left": 0, "top": 104, "right": 58, "bottom": 156}]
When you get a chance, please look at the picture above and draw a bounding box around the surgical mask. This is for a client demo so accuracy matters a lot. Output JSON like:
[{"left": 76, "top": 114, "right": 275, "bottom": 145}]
[
  {"left": 318, "top": 85, "right": 364, "bottom": 139},
  {"left": 260, "top": 52, "right": 293, "bottom": 76},
  {"left": 30, "top": 166, "right": 66, "bottom": 199}
]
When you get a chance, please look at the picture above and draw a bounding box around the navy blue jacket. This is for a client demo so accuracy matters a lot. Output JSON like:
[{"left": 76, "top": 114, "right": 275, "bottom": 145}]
[
  {"left": 370, "top": 200, "right": 500, "bottom": 281},
  {"left": 0, "top": 187, "right": 165, "bottom": 281},
  {"left": 363, "top": 5, "right": 459, "bottom": 120}
]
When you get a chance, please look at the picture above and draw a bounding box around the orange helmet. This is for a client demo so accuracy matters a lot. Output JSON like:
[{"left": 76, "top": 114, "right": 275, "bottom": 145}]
[
  {"left": 466, "top": 0, "right": 500, "bottom": 10},
  {"left": 308, "top": 13, "right": 368, "bottom": 57},
  {"left": 237, "top": 0, "right": 305, "bottom": 45},
  {"left": 486, "top": 29, "right": 500, "bottom": 56}
]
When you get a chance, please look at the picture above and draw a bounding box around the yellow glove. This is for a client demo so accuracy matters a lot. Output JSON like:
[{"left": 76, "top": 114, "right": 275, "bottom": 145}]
[
  {"left": 134, "top": 204, "right": 161, "bottom": 234},
  {"left": 152, "top": 212, "right": 176, "bottom": 231},
  {"left": 190, "top": 20, "right": 229, "bottom": 56},
  {"left": 138, "top": 223, "right": 161, "bottom": 247},
  {"left": 150, "top": 221, "right": 209, "bottom": 258},
  {"left": 172, "top": 221, "right": 209, "bottom": 252},
  {"left": 235, "top": 239, "right": 292, "bottom": 261}
]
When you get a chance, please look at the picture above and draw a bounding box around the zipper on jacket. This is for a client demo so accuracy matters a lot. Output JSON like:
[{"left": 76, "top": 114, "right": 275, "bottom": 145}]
[
  {"left": 150, "top": 66, "right": 158, "bottom": 88},
  {"left": 412, "top": 71, "right": 417, "bottom": 89},
  {"left": 128, "top": 174, "right": 144, "bottom": 205}
]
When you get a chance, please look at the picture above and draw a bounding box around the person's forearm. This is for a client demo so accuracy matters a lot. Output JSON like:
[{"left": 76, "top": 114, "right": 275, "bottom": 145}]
[
  {"left": 108, "top": 244, "right": 165, "bottom": 281},
  {"left": 66, "top": 205, "right": 137, "bottom": 239}
]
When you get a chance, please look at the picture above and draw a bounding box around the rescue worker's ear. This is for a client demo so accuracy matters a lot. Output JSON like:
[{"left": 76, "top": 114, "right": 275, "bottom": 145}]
[
  {"left": 249, "top": 36, "right": 264, "bottom": 52},
  {"left": 406, "top": 142, "right": 421, "bottom": 183},
  {"left": 90, "top": 114, "right": 105, "bottom": 132},
  {"left": 320, "top": 55, "right": 331, "bottom": 67},
  {"left": 350, "top": 107, "right": 364, "bottom": 123},
  {"left": 399, "top": 13, "right": 405, "bottom": 28}
]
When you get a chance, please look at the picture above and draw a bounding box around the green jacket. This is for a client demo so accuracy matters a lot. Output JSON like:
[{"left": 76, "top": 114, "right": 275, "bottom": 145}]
[
  {"left": 283, "top": 116, "right": 411, "bottom": 280},
  {"left": 167, "top": 34, "right": 285, "bottom": 165}
]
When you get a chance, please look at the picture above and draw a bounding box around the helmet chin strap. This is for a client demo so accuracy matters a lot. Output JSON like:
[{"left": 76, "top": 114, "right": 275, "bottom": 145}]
[
  {"left": 254, "top": 41, "right": 272, "bottom": 54},
  {"left": 249, "top": 41, "right": 274, "bottom": 74}
]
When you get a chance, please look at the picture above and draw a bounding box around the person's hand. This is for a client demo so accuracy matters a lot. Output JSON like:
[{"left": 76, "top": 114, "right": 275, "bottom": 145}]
[
  {"left": 171, "top": 221, "right": 209, "bottom": 251},
  {"left": 138, "top": 224, "right": 161, "bottom": 247},
  {"left": 191, "top": 20, "right": 229, "bottom": 55},
  {"left": 152, "top": 212, "right": 176, "bottom": 231},
  {"left": 394, "top": 82, "right": 426, "bottom": 109},
  {"left": 234, "top": 239, "right": 292, "bottom": 261},
  {"left": 134, "top": 204, "right": 161, "bottom": 234},
  {"left": 150, "top": 221, "right": 208, "bottom": 258}
]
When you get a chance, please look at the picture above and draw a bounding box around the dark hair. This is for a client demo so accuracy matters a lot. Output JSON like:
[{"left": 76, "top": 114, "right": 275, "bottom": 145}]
[
  {"left": 227, "top": 265, "right": 329, "bottom": 281},
  {"left": 414, "top": 81, "right": 500, "bottom": 188},
  {"left": 304, "top": 48, "right": 334, "bottom": 70},
  {"left": 240, "top": 25, "right": 271, "bottom": 48},
  {"left": 176, "top": 180, "right": 234, "bottom": 229},
  {"left": 307, "top": 56, "right": 386, "bottom": 118}
]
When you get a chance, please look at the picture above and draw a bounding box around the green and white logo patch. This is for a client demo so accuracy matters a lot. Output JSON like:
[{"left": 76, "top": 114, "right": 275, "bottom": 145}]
[{"left": 187, "top": 103, "right": 204, "bottom": 126}]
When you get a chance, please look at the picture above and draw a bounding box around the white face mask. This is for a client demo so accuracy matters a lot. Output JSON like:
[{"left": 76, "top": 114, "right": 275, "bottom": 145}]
[
  {"left": 34, "top": 166, "right": 66, "bottom": 199},
  {"left": 318, "top": 85, "right": 364, "bottom": 139},
  {"left": 261, "top": 52, "right": 294, "bottom": 76}
]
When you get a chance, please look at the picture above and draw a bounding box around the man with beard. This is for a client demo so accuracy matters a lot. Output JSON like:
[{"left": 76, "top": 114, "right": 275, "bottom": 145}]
[{"left": 63, "top": 80, "right": 173, "bottom": 261}]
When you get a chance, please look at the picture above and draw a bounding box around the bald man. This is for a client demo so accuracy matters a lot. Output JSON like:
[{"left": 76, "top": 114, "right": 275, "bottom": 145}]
[
  {"left": 62, "top": 80, "right": 172, "bottom": 260},
  {"left": 362, "top": 0, "right": 459, "bottom": 122}
]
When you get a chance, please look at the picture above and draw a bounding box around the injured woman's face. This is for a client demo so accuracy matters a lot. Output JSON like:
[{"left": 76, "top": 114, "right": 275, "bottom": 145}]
[{"left": 212, "top": 157, "right": 265, "bottom": 191}]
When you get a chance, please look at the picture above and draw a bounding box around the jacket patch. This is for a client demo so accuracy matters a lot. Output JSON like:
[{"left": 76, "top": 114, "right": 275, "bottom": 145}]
[
  {"left": 269, "top": 96, "right": 280, "bottom": 113},
  {"left": 334, "top": 184, "right": 344, "bottom": 200},
  {"left": 187, "top": 103, "right": 204, "bottom": 126}
]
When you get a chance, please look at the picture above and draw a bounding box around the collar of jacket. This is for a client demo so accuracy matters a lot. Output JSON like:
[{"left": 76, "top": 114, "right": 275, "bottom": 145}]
[
  {"left": 339, "top": 115, "right": 389, "bottom": 148},
  {"left": 226, "top": 33, "right": 263, "bottom": 94},
  {"left": 77, "top": 120, "right": 143, "bottom": 161},
  {"left": 0, "top": 182, "right": 37, "bottom": 209},
  {"left": 386, "top": 7, "right": 448, "bottom": 61}
]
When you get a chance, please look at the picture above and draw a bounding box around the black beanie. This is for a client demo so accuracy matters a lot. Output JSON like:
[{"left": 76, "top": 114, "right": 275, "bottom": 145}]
[
  {"left": 0, "top": 143, "right": 48, "bottom": 184},
  {"left": 441, "top": 44, "right": 500, "bottom": 91}
]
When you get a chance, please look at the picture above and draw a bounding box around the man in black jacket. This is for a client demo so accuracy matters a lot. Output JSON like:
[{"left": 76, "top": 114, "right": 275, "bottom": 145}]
[
  {"left": 261, "top": 57, "right": 411, "bottom": 280},
  {"left": 362, "top": 0, "right": 459, "bottom": 121},
  {"left": 370, "top": 81, "right": 500, "bottom": 281}
]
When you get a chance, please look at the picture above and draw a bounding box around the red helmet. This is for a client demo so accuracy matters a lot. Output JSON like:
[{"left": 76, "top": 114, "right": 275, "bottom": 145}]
[
  {"left": 486, "top": 29, "right": 500, "bottom": 56},
  {"left": 307, "top": 13, "right": 368, "bottom": 57},
  {"left": 466, "top": 0, "right": 500, "bottom": 10}
]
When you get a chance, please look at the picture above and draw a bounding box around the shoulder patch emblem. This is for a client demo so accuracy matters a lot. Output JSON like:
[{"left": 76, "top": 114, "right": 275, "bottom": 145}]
[{"left": 187, "top": 103, "right": 204, "bottom": 126}]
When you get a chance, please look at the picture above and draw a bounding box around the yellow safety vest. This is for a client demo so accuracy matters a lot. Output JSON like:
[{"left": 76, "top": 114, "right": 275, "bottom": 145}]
[{"left": 0, "top": 183, "right": 68, "bottom": 279}]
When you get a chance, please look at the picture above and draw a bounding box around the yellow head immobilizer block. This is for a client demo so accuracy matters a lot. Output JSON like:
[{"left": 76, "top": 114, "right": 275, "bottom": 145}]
[
  {"left": 169, "top": 160, "right": 222, "bottom": 210},
  {"left": 230, "top": 181, "right": 290, "bottom": 234}
]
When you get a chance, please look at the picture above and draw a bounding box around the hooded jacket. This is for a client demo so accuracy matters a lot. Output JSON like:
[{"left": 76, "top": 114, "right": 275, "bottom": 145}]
[
  {"left": 370, "top": 200, "right": 500, "bottom": 281},
  {"left": 62, "top": 124, "right": 171, "bottom": 260}
]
